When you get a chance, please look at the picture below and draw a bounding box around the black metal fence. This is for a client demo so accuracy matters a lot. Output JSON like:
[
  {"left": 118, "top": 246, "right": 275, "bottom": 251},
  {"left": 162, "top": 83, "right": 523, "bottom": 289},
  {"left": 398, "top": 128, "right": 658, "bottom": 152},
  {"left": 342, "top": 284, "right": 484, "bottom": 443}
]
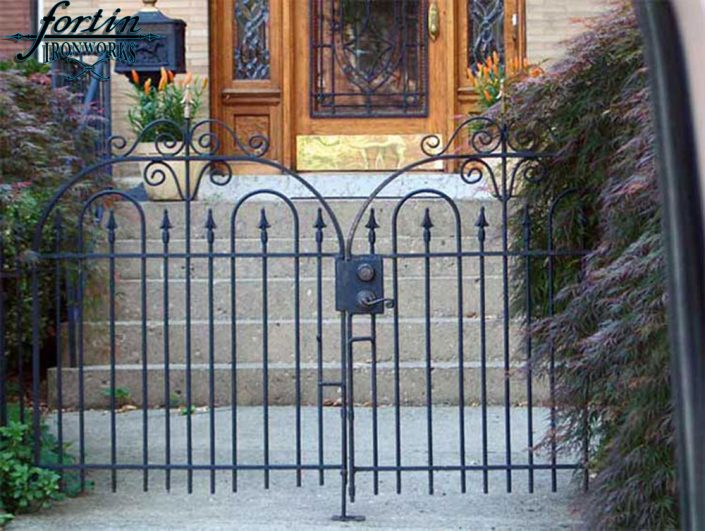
[
  {"left": 0, "top": 116, "right": 589, "bottom": 520},
  {"left": 52, "top": 55, "right": 112, "bottom": 161}
]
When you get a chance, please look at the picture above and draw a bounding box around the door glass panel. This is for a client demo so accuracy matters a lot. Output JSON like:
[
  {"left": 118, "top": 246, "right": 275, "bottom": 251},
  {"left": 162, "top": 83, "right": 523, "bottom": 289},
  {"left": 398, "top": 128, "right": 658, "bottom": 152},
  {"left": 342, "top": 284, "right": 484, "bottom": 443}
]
[
  {"left": 468, "top": 0, "right": 504, "bottom": 68},
  {"left": 311, "top": 0, "right": 429, "bottom": 118},
  {"left": 234, "top": 0, "right": 271, "bottom": 80}
]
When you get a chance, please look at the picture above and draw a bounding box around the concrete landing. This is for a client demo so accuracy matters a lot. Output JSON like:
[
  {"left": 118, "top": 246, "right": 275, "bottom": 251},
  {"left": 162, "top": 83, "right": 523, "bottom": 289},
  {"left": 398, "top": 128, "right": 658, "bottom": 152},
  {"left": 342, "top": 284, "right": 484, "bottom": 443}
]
[{"left": 11, "top": 407, "right": 583, "bottom": 529}]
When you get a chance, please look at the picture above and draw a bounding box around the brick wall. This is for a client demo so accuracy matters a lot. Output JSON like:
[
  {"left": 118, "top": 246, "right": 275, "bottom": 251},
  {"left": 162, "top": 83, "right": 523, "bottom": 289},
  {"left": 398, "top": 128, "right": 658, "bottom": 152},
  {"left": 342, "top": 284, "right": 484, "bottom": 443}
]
[
  {"left": 526, "top": 0, "right": 608, "bottom": 64},
  {"left": 1, "top": 0, "right": 32, "bottom": 60}
]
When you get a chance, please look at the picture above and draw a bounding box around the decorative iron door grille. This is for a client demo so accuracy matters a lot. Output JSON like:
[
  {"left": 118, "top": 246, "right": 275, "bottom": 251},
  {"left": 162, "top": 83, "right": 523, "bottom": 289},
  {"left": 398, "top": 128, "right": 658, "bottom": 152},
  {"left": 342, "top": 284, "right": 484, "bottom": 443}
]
[
  {"left": 0, "top": 116, "right": 590, "bottom": 522},
  {"left": 310, "top": 0, "right": 429, "bottom": 118},
  {"left": 468, "top": 0, "right": 505, "bottom": 68}
]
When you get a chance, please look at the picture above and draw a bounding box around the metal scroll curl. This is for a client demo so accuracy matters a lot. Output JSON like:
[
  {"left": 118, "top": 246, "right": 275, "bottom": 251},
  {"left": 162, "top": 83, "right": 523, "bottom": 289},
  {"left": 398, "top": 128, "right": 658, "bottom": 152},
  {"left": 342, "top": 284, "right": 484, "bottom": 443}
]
[
  {"left": 107, "top": 119, "right": 186, "bottom": 158},
  {"left": 505, "top": 118, "right": 558, "bottom": 153},
  {"left": 422, "top": 116, "right": 503, "bottom": 157},
  {"left": 188, "top": 119, "right": 270, "bottom": 157},
  {"left": 458, "top": 157, "right": 500, "bottom": 195},
  {"left": 142, "top": 160, "right": 186, "bottom": 200}
]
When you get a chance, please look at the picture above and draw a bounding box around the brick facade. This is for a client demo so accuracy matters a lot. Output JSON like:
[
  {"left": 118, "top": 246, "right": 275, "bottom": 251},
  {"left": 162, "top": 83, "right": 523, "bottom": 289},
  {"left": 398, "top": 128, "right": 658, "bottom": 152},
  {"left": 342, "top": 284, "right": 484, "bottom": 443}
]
[
  {"left": 1, "top": 0, "right": 33, "bottom": 60},
  {"left": 526, "top": 0, "right": 608, "bottom": 63}
]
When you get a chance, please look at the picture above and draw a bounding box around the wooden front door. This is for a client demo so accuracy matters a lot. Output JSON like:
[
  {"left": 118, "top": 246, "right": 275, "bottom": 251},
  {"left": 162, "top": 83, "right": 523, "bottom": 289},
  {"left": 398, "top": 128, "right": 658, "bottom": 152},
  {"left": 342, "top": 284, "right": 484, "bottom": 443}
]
[
  {"left": 293, "top": 0, "right": 451, "bottom": 171},
  {"left": 210, "top": 1, "right": 526, "bottom": 172}
]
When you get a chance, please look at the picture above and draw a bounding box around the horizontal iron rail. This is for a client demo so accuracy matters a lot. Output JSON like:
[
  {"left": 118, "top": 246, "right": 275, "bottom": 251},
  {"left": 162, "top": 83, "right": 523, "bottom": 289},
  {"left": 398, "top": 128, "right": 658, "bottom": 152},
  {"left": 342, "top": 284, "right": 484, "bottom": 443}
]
[
  {"left": 33, "top": 249, "right": 589, "bottom": 260},
  {"left": 353, "top": 464, "right": 583, "bottom": 472},
  {"left": 38, "top": 464, "right": 344, "bottom": 471}
]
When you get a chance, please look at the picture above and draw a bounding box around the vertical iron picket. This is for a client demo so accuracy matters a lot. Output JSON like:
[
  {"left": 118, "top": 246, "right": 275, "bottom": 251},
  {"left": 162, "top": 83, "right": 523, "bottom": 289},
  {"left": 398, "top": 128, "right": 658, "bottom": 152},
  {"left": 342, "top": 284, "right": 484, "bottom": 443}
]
[
  {"left": 500, "top": 124, "right": 513, "bottom": 493},
  {"left": 107, "top": 210, "right": 118, "bottom": 492},
  {"left": 293, "top": 211, "right": 302, "bottom": 488},
  {"left": 547, "top": 201, "right": 558, "bottom": 492},
  {"left": 184, "top": 160, "right": 194, "bottom": 494},
  {"left": 230, "top": 208, "right": 239, "bottom": 493},
  {"left": 77, "top": 219, "right": 87, "bottom": 491},
  {"left": 314, "top": 209, "right": 326, "bottom": 486},
  {"left": 206, "top": 209, "right": 217, "bottom": 494},
  {"left": 53, "top": 213, "right": 64, "bottom": 486},
  {"left": 30, "top": 253, "right": 41, "bottom": 466},
  {"left": 523, "top": 206, "right": 535, "bottom": 493},
  {"left": 391, "top": 213, "right": 403, "bottom": 494},
  {"left": 259, "top": 208, "right": 271, "bottom": 489},
  {"left": 365, "top": 209, "right": 380, "bottom": 495},
  {"left": 140, "top": 204, "right": 149, "bottom": 493},
  {"left": 476, "top": 207, "right": 489, "bottom": 493},
  {"left": 421, "top": 209, "right": 435, "bottom": 495},
  {"left": 15, "top": 228, "right": 25, "bottom": 424},
  {"left": 161, "top": 210, "right": 172, "bottom": 491},
  {"left": 455, "top": 207, "right": 467, "bottom": 494}
]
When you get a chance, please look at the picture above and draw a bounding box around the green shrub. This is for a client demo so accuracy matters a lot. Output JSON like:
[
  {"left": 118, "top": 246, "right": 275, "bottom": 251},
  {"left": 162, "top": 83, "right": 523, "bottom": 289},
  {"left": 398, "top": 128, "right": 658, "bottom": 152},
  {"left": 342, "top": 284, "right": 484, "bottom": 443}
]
[
  {"left": 501, "top": 2, "right": 675, "bottom": 528},
  {"left": 0, "top": 58, "right": 50, "bottom": 77},
  {"left": 0, "top": 421, "right": 60, "bottom": 518},
  {"left": 0, "top": 66, "right": 109, "bottom": 373},
  {"left": 101, "top": 386, "right": 132, "bottom": 407},
  {"left": 0, "top": 405, "right": 86, "bottom": 523}
]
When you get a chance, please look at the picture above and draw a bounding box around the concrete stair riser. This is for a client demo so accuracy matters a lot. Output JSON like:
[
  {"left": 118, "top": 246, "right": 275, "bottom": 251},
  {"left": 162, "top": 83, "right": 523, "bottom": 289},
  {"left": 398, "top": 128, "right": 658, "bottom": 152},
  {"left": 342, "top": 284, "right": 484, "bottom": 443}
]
[
  {"left": 108, "top": 235, "right": 506, "bottom": 256},
  {"left": 97, "top": 253, "right": 509, "bottom": 281},
  {"left": 86, "top": 276, "right": 507, "bottom": 322},
  {"left": 106, "top": 200, "right": 508, "bottom": 242},
  {"left": 60, "top": 319, "right": 527, "bottom": 366}
]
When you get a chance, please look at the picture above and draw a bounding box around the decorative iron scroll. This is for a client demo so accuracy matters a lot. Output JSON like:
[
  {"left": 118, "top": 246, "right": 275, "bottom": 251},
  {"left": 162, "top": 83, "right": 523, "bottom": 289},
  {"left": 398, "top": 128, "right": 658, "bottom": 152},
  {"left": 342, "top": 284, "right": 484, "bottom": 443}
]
[
  {"left": 468, "top": 0, "right": 504, "bottom": 68},
  {"left": 311, "top": 0, "right": 428, "bottom": 118},
  {"left": 234, "top": 0, "right": 271, "bottom": 80}
]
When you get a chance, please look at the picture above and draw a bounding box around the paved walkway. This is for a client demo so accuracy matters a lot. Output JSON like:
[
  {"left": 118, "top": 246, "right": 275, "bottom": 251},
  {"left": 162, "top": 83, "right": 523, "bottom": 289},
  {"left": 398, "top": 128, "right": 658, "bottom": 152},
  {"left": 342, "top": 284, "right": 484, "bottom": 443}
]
[{"left": 11, "top": 407, "right": 582, "bottom": 529}]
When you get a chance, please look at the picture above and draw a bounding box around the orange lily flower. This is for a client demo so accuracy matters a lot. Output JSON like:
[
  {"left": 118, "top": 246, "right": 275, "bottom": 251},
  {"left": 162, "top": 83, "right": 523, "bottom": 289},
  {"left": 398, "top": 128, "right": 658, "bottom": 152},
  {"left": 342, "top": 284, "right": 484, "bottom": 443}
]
[
  {"left": 158, "top": 68, "right": 168, "bottom": 91},
  {"left": 131, "top": 69, "right": 139, "bottom": 85},
  {"left": 144, "top": 78, "right": 152, "bottom": 95}
]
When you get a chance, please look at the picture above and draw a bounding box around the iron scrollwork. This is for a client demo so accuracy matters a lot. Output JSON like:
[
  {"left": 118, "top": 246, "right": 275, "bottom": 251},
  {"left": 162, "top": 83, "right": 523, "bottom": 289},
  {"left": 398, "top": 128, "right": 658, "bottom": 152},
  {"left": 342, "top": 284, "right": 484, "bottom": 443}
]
[
  {"left": 311, "top": 0, "right": 428, "bottom": 118},
  {"left": 468, "top": 0, "right": 505, "bottom": 68},
  {"left": 234, "top": 0, "right": 271, "bottom": 80}
]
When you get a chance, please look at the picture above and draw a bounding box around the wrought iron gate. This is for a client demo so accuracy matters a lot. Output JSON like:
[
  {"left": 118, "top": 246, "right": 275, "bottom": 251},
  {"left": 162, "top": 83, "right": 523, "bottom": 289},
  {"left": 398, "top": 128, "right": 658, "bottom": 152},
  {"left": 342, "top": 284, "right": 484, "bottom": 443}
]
[{"left": 0, "top": 116, "right": 589, "bottom": 520}]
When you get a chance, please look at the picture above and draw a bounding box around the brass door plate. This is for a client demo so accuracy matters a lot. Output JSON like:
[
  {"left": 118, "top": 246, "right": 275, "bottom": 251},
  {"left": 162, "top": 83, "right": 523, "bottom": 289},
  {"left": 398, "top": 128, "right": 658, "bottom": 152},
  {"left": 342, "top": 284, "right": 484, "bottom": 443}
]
[{"left": 296, "top": 134, "right": 443, "bottom": 171}]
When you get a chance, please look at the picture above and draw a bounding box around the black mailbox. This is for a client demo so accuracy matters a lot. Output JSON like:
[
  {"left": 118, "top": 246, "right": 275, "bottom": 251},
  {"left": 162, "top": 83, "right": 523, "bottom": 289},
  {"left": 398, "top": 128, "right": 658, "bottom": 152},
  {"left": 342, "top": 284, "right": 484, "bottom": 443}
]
[{"left": 115, "top": 0, "right": 186, "bottom": 81}]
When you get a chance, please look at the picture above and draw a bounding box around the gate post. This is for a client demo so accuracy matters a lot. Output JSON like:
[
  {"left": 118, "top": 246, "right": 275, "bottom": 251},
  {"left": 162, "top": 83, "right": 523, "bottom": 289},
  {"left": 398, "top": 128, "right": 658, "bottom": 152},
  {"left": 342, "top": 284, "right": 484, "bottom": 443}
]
[
  {"left": 332, "top": 254, "right": 391, "bottom": 522},
  {"left": 331, "top": 306, "right": 364, "bottom": 522}
]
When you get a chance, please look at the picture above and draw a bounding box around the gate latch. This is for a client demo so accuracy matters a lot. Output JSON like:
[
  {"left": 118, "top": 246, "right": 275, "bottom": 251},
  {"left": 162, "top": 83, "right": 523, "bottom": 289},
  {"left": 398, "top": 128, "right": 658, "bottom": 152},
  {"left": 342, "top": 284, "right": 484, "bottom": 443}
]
[{"left": 335, "top": 256, "right": 393, "bottom": 315}]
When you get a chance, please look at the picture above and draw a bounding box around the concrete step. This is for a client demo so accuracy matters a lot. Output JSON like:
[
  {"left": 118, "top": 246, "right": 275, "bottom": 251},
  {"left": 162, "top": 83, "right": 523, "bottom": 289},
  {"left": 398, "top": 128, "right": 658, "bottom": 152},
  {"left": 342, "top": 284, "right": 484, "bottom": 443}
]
[
  {"left": 47, "top": 361, "right": 547, "bottom": 409},
  {"left": 99, "top": 251, "right": 509, "bottom": 281},
  {"left": 91, "top": 275, "right": 506, "bottom": 322},
  {"left": 62, "top": 318, "right": 526, "bottom": 367},
  {"left": 109, "top": 234, "right": 505, "bottom": 256}
]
